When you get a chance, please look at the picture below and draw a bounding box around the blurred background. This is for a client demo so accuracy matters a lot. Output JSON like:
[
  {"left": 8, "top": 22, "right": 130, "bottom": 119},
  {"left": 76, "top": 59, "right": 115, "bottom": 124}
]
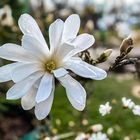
[{"left": 0, "top": 0, "right": 140, "bottom": 140}]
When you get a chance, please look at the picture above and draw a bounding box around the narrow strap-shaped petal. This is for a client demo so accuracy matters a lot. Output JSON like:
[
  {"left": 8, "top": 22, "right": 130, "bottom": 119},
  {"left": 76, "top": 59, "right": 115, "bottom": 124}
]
[
  {"left": 67, "top": 34, "right": 95, "bottom": 58},
  {"left": 36, "top": 73, "right": 54, "bottom": 103},
  {"left": 22, "top": 35, "right": 48, "bottom": 59},
  {"left": 0, "top": 43, "right": 40, "bottom": 62},
  {"left": 35, "top": 79, "right": 55, "bottom": 120},
  {"left": 11, "top": 63, "right": 42, "bottom": 83},
  {"left": 18, "top": 14, "right": 49, "bottom": 53},
  {"left": 64, "top": 58, "right": 107, "bottom": 80},
  {"left": 55, "top": 43, "right": 74, "bottom": 61},
  {"left": 6, "top": 71, "right": 44, "bottom": 100},
  {"left": 58, "top": 74, "right": 86, "bottom": 111},
  {"left": 21, "top": 87, "right": 37, "bottom": 110},
  {"left": 49, "top": 19, "right": 64, "bottom": 54},
  {"left": 62, "top": 14, "right": 80, "bottom": 43},
  {"left": 0, "top": 62, "right": 21, "bottom": 83},
  {"left": 53, "top": 68, "right": 68, "bottom": 78}
]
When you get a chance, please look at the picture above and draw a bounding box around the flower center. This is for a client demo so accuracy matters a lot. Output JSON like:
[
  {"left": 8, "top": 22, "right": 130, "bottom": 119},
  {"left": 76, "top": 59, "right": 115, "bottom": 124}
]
[{"left": 44, "top": 60, "right": 56, "bottom": 73}]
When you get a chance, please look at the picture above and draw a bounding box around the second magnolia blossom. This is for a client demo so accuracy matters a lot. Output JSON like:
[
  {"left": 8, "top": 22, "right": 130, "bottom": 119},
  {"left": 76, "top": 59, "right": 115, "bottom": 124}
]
[{"left": 0, "top": 14, "right": 107, "bottom": 120}]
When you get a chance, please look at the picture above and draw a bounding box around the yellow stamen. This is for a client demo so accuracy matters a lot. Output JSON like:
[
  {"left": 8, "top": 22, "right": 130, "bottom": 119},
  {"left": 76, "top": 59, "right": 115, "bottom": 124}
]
[{"left": 44, "top": 60, "right": 56, "bottom": 73}]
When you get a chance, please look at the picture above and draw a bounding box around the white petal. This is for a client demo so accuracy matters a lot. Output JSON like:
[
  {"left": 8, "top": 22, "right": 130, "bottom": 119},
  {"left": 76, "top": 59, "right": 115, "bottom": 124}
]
[
  {"left": 67, "top": 34, "right": 95, "bottom": 57},
  {"left": 55, "top": 43, "right": 74, "bottom": 61},
  {"left": 53, "top": 68, "right": 68, "bottom": 78},
  {"left": 35, "top": 79, "right": 55, "bottom": 120},
  {"left": 22, "top": 35, "right": 48, "bottom": 59},
  {"left": 0, "top": 43, "right": 40, "bottom": 62},
  {"left": 11, "top": 63, "right": 42, "bottom": 83},
  {"left": 36, "top": 73, "right": 53, "bottom": 103},
  {"left": 58, "top": 74, "right": 86, "bottom": 111},
  {"left": 62, "top": 14, "right": 80, "bottom": 42},
  {"left": 6, "top": 71, "right": 43, "bottom": 100},
  {"left": 0, "top": 63, "right": 21, "bottom": 83},
  {"left": 84, "top": 62, "right": 107, "bottom": 80},
  {"left": 21, "top": 87, "right": 37, "bottom": 110},
  {"left": 18, "top": 14, "right": 49, "bottom": 53},
  {"left": 64, "top": 58, "right": 107, "bottom": 80},
  {"left": 49, "top": 19, "right": 64, "bottom": 53}
]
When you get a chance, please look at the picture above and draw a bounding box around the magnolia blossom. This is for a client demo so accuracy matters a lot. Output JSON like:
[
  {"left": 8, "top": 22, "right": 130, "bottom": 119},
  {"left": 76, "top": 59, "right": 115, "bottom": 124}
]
[
  {"left": 88, "top": 132, "right": 109, "bottom": 140},
  {"left": 132, "top": 105, "right": 140, "bottom": 116},
  {"left": 122, "top": 97, "right": 135, "bottom": 109},
  {"left": 99, "top": 102, "right": 112, "bottom": 116},
  {"left": 0, "top": 14, "right": 107, "bottom": 120}
]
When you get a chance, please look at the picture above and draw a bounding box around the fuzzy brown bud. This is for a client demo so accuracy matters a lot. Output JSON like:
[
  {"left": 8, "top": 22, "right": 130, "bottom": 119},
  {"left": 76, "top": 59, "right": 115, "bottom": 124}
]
[{"left": 120, "top": 37, "right": 133, "bottom": 55}]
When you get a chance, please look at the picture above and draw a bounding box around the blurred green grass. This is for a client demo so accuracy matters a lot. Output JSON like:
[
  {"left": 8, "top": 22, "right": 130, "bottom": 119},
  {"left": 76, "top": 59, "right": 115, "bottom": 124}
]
[
  {"left": 51, "top": 74, "right": 140, "bottom": 139},
  {"left": 1, "top": 74, "right": 140, "bottom": 140}
]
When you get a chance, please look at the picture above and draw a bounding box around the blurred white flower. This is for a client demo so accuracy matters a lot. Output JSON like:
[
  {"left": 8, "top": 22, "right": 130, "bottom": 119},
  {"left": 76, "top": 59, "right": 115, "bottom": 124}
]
[
  {"left": 44, "top": 137, "right": 51, "bottom": 140},
  {"left": 90, "top": 124, "right": 103, "bottom": 132},
  {"left": 43, "top": 0, "right": 56, "bottom": 12},
  {"left": 75, "top": 133, "right": 87, "bottom": 140},
  {"left": 99, "top": 102, "right": 112, "bottom": 116},
  {"left": 0, "top": 5, "right": 14, "bottom": 26},
  {"left": 132, "top": 105, "right": 140, "bottom": 116},
  {"left": 115, "top": 22, "right": 131, "bottom": 38},
  {"left": 29, "top": 0, "right": 42, "bottom": 11},
  {"left": 88, "top": 132, "right": 109, "bottom": 140},
  {"left": 107, "top": 127, "right": 114, "bottom": 136},
  {"left": 123, "top": 136, "right": 131, "bottom": 140},
  {"left": 0, "top": 14, "right": 107, "bottom": 120},
  {"left": 122, "top": 97, "right": 135, "bottom": 109},
  {"left": 97, "top": 14, "right": 116, "bottom": 30}
]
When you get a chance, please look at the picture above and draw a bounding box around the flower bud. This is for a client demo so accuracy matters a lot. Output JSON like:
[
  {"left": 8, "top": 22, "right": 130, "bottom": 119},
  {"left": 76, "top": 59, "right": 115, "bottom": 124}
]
[
  {"left": 97, "top": 49, "right": 112, "bottom": 63},
  {"left": 120, "top": 37, "right": 133, "bottom": 55},
  {"left": 85, "top": 20, "right": 94, "bottom": 31}
]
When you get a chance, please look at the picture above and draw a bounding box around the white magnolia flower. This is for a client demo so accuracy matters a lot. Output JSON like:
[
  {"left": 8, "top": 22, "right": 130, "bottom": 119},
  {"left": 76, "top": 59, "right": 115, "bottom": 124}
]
[
  {"left": 122, "top": 97, "right": 135, "bottom": 109},
  {"left": 132, "top": 105, "right": 140, "bottom": 116},
  {"left": 88, "top": 132, "right": 109, "bottom": 140},
  {"left": 0, "top": 14, "right": 107, "bottom": 120},
  {"left": 99, "top": 102, "right": 112, "bottom": 116}
]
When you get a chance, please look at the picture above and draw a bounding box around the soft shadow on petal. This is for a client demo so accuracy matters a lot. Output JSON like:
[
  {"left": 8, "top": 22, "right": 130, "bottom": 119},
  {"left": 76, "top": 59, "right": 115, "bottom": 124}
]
[
  {"left": 18, "top": 13, "right": 49, "bottom": 53},
  {"left": 58, "top": 74, "right": 86, "bottom": 111},
  {"left": 7, "top": 71, "right": 44, "bottom": 100},
  {"left": 0, "top": 44, "right": 40, "bottom": 62},
  {"left": 64, "top": 60, "right": 96, "bottom": 79},
  {"left": 11, "top": 63, "right": 42, "bottom": 83},
  {"left": 55, "top": 43, "right": 74, "bottom": 61},
  {"left": 53, "top": 68, "right": 68, "bottom": 78},
  {"left": 36, "top": 73, "right": 54, "bottom": 103},
  {"left": 64, "top": 58, "right": 107, "bottom": 80},
  {"left": 67, "top": 34, "right": 95, "bottom": 58},
  {"left": 84, "top": 62, "right": 107, "bottom": 80},
  {"left": 49, "top": 19, "right": 64, "bottom": 53},
  {"left": 21, "top": 87, "right": 37, "bottom": 110},
  {"left": 0, "top": 62, "right": 21, "bottom": 83},
  {"left": 35, "top": 79, "right": 55, "bottom": 120},
  {"left": 22, "top": 35, "right": 48, "bottom": 59},
  {"left": 62, "top": 14, "right": 80, "bottom": 42}
]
